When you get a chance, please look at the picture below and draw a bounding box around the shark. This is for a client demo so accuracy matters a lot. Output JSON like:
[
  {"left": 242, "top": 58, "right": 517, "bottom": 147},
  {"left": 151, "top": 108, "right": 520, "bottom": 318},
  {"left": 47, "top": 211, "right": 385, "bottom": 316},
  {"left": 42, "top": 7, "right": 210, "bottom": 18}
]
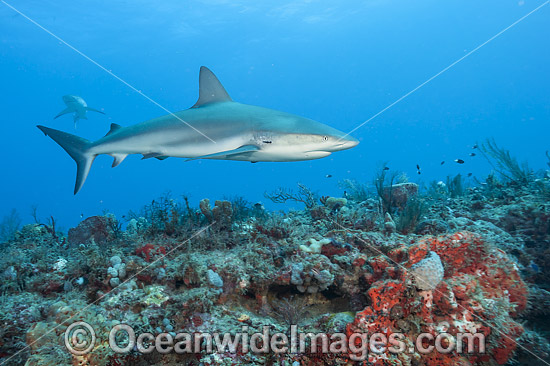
[
  {"left": 54, "top": 95, "right": 105, "bottom": 127},
  {"left": 38, "top": 66, "right": 359, "bottom": 194}
]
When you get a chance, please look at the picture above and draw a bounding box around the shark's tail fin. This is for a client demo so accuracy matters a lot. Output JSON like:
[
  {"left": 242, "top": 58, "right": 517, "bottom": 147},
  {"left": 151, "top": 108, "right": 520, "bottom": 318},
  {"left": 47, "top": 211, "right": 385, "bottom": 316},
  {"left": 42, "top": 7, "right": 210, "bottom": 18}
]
[{"left": 37, "top": 125, "right": 95, "bottom": 195}]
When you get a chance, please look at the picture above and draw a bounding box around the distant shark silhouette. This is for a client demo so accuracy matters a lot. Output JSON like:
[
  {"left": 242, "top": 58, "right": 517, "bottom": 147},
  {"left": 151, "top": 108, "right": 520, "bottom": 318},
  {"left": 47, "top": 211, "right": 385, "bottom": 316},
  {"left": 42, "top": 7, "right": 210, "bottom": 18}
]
[
  {"left": 38, "top": 67, "right": 359, "bottom": 194},
  {"left": 54, "top": 95, "right": 105, "bottom": 127}
]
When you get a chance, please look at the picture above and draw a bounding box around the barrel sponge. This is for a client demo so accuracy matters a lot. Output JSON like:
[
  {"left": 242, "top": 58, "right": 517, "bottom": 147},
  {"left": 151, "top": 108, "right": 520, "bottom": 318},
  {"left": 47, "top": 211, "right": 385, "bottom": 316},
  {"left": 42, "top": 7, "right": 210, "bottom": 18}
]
[{"left": 409, "top": 251, "right": 444, "bottom": 290}]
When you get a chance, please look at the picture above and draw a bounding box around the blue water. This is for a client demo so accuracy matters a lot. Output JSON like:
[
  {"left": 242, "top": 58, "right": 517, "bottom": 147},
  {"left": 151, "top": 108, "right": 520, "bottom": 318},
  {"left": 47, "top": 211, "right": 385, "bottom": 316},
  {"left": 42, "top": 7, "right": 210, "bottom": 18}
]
[{"left": 1, "top": 0, "right": 548, "bottom": 229}]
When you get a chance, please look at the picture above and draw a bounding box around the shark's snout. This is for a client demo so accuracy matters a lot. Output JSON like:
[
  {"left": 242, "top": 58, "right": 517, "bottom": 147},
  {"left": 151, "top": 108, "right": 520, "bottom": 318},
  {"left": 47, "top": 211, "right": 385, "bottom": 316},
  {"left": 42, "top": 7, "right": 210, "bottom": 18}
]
[
  {"left": 330, "top": 135, "right": 359, "bottom": 152},
  {"left": 310, "top": 135, "right": 358, "bottom": 154},
  {"left": 341, "top": 136, "right": 359, "bottom": 149}
]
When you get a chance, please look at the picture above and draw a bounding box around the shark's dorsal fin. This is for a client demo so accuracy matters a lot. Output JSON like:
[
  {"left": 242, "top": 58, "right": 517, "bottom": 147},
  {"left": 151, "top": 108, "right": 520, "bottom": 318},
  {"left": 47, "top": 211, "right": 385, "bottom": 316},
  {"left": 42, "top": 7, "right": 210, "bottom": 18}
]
[
  {"left": 192, "top": 66, "right": 232, "bottom": 108},
  {"left": 104, "top": 123, "right": 122, "bottom": 137}
]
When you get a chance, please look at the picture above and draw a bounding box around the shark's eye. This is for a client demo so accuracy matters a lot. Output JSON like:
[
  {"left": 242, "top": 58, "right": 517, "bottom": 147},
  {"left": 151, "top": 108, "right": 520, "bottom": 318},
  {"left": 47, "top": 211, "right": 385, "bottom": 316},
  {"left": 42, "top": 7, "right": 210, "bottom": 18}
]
[{"left": 323, "top": 136, "right": 328, "bottom": 141}]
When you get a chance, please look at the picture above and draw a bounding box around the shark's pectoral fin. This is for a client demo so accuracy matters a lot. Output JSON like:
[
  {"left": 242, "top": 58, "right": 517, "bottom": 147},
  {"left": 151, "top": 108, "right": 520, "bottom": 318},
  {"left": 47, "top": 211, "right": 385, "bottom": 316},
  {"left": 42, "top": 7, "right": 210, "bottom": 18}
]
[
  {"left": 86, "top": 107, "right": 106, "bottom": 115},
  {"left": 186, "top": 145, "right": 259, "bottom": 161},
  {"left": 110, "top": 153, "right": 128, "bottom": 167},
  {"left": 191, "top": 66, "right": 233, "bottom": 108},
  {"left": 54, "top": 107, "right": 73, "bottom": 119}
]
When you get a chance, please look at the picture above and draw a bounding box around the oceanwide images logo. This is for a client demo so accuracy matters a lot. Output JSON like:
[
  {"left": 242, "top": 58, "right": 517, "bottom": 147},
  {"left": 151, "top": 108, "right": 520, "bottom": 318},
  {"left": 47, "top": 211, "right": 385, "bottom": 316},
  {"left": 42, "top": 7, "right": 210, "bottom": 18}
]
[{"left": 64, "top": 322, "right": 485, "bottom": 360}]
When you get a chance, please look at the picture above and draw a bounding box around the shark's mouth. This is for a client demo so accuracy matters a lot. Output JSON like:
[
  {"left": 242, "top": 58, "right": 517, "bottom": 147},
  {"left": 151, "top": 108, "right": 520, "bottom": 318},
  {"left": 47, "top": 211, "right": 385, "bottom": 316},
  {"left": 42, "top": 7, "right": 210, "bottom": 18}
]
[
  {"left": 304, "top": 151, "right": 332, "bottom": 158},
  {"left": 306, "top": 145, "right": 345, "bottom": 153}
]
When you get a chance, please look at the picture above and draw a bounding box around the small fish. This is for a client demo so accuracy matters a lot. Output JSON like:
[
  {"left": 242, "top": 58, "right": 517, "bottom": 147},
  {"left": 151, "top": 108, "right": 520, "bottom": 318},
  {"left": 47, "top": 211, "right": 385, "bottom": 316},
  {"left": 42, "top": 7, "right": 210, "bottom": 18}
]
[
  {"left": 383, "top": 166, "right": 390, "bottom": 171},
  {"left": 325, "top": 174, "right": 332, "bottom": 178},
  {"left": 441, "top": 161, "right": 445, "bottom": 165},
  {"left": 468, "top": 173, "right": 472, "bottom": 177},
  {"left": 416, "top": 164, "right": 421, "bottom": 174},
  {"left": 472, "top": 144, "right": 478, "bottom": 149},
  {"left": 470, "top": 153, "right": 476, "bottom": 157},
  {"left": 455, "top": 159, "right": 465, "bottom": 164}
]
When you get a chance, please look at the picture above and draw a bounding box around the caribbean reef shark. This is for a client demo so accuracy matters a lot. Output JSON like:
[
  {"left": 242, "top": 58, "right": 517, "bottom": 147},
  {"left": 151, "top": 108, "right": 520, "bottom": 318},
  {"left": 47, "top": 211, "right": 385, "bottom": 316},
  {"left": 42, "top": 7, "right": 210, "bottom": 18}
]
[
  {"left": 38, "top": 66, "right": 359, "bottom": 194},
  {"left": 54, "top": 95, "right": 105, "bottom": 127}
]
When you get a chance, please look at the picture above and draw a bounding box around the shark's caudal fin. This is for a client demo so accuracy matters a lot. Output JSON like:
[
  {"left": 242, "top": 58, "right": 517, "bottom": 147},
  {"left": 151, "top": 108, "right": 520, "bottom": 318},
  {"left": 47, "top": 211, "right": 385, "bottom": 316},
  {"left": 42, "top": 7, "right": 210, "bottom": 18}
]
[
  {"left": 37, "top": 125, "right": 95, "bottom": 195},
  {"left": 74, "top": 114, "right": 87, "bottom": 128}
]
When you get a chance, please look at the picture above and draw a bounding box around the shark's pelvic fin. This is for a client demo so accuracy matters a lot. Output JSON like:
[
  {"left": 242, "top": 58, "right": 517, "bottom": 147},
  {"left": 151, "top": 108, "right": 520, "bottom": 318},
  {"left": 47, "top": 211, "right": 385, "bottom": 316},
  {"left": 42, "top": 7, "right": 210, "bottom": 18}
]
[
  {"left": 86, "top": 107, "right": 106, "bottom": 115},
  {"left": 141, "top": 152, "right": 165, "bottom": 160},
  {"left": 106, "top": 125, "right": 127, "bottom": 167},
  {"left": 54, "top": 107, "right": 73, "bottom": 119},
  {"left": 186, "top": 145, "right": 259, "bottom": 161},
  {"left": 192, "top": 66, "right": 232, "bottom": 108},
  {"left": 37, "top": 125, "right": 95, "bottom": 195},
  {"left": 140, "top": 153, "right": 169, "bottom": 160}
]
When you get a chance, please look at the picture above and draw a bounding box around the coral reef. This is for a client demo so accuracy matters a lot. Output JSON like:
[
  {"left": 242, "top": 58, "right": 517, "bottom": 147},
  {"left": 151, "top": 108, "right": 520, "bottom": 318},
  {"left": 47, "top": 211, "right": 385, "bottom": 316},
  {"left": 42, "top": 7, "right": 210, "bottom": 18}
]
[
  {"left": 68, "top": 215, "right": 119, "bottom": 246},
  {"left": 347, "top": 231, "right": 529, "bottom": 365},
  {"left": 409, "top": 251, "right": 444, "bottom": 290},
  {"left": 1, "top": 169, "right": 550, "bottom": 365},
  {"left": 0, "top": 208, "right": 22, "bottom": 242},
  {"left": 479, "top": 139, "right": 533, "bottom": 184}
]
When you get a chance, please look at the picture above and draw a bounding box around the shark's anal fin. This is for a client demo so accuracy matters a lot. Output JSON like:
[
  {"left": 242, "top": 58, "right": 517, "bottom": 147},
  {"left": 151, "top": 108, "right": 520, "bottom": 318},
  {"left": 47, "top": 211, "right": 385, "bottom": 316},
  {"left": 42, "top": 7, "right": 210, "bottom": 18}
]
[
  {"left": 104, "top": 123, "right": 123, "bottom": 137},
  {"left": 186, "top": 145, "right": 259, "bottom": 161},
  {"left": 55, "top": 107, "right": 73, "bottom": 119},
  {"left": 110, "top": 153, "right": 128, "bottom": 167},
  {"left": 192, "top": 66, "right": 233, "bottom": 108},
  {"left": 86, "top": 107, "right": 106, "bottom": 115}
]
